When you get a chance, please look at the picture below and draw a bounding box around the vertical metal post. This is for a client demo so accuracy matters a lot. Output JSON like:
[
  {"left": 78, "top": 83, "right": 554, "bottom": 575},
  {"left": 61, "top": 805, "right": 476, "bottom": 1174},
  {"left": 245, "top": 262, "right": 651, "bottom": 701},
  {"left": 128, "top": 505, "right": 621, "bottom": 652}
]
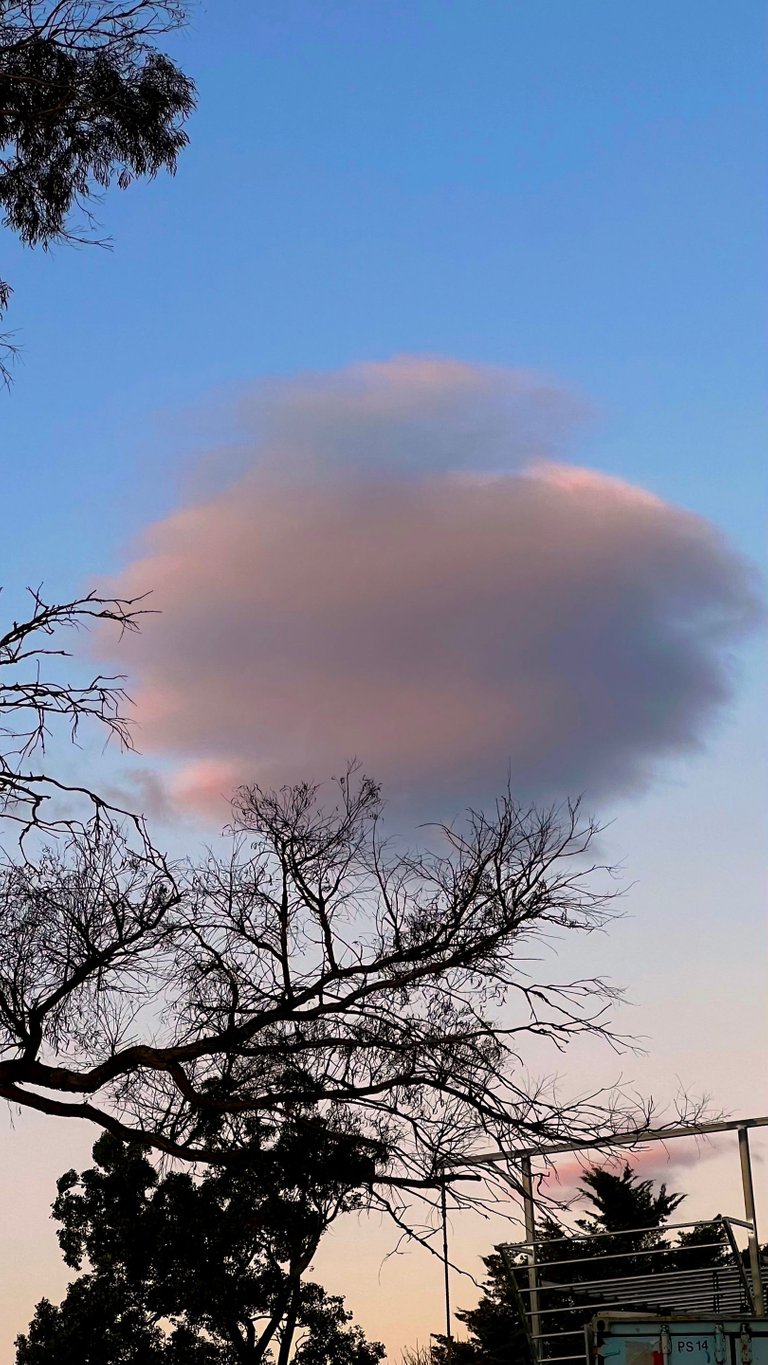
[
  {"left": 441, "top": 1175, "right": 453, "bottom": 1359},
  {"left": 738, "top": 1127, "right": 765, "bottom": 1316},
  {"left": 521, "top": 1155, "right": 541, "bottom": 1358}
]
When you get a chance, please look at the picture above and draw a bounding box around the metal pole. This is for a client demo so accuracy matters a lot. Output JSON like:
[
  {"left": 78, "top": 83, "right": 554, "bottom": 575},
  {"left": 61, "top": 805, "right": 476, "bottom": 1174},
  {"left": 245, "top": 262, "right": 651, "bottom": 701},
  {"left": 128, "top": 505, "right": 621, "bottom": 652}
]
[
  {"left": 738, "top": 1126, "right": 765, "bottom": 1316},
  {"left": 441, "top": 1175, "right": 453, "bottom": 1359},
  {"left": 521, "top": 1155, "right": 541, "bottom": 1359},
  {"left": 462, "top": 1114, "right": 768, "bottom": 1166}
]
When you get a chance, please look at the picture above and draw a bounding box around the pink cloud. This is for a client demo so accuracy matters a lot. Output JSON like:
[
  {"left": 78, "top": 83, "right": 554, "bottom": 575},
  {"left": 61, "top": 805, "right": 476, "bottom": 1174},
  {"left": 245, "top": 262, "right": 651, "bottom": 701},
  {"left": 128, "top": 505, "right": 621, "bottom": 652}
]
[
  {"left": 104, "top": 358, "right": 761, "bottom": 819},
  {"left": 170, "top": 759, "right": 243, "bottom": 817},
  {"left": 541, "top": 1137, "right": 726, "bottom": 1198}
]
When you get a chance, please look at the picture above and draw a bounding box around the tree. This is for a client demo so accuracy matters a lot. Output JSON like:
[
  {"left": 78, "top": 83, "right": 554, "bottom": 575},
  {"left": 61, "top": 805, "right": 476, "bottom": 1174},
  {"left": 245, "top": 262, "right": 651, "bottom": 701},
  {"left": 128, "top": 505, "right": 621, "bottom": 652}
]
[
  {"left": 16, "top": 1287, "right": 221, "bottom": 1365},
  {"left": 0, "top": 760, "right": 632, "bottom": 1197},
  {"left": 0, "top": 1, "right": 195, "bottom": 379},
  {"left": 292, "top": 1290, "right": 386, "bottom": 1365},
  {"left": 428, "top": 1164, "right": 731, "bottom": 1365},
  {"left": 16, "top": 1123, "right": 386, "bottom": 1364},
  {"left": 0, "top": 587, "right": 155, "bottom": 837},
  {"left": 0, "top": 588, "right": 677, "bottom": 1242}
]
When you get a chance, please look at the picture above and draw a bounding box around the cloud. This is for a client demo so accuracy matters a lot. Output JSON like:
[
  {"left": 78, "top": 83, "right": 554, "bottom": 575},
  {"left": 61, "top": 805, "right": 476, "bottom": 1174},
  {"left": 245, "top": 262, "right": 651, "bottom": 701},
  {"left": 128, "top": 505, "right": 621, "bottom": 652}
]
[
  {"left": 232, "top": 356, "right": 590, "bottom": 483},
  {"left": 543, "top": 1138, "right": 726, "bottom": 1199},
  {"left": 106, "top": 357, "right": 761, "bottom": 819}
]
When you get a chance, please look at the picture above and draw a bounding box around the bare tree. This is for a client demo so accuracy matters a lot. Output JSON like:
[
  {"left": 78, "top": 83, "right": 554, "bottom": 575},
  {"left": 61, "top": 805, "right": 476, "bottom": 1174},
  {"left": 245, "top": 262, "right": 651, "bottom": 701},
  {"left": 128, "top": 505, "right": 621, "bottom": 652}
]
[
  {"left": 0, "top": 1, "right": 195, "bottom": 379},
  {"left": 0, "top": 772, "right": 629, "bottom": 1191},
  {"left": 0, "top": 586, "right": 664, "bottom": 1242},
  {"left": 400, "top": 1348, "right": 437, "bottom": 1365},
  {"left": 0, "top": 585, "right": 152, "bottom": 840}
]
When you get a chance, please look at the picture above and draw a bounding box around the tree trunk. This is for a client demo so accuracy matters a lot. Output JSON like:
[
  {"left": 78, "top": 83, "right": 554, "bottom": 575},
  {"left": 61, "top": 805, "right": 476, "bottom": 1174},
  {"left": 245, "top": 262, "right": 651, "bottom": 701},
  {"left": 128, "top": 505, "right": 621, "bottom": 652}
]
[{"left": 276, "top": 1274, "right": 303, "bottom": 1365}]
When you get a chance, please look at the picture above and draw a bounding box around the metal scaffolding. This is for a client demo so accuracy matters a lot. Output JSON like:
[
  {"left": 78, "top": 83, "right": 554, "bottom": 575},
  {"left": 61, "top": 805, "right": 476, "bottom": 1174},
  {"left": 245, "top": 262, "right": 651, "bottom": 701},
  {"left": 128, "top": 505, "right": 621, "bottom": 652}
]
[{"left": 443, "top": 1115, "right": 768, "bottom": 1361}]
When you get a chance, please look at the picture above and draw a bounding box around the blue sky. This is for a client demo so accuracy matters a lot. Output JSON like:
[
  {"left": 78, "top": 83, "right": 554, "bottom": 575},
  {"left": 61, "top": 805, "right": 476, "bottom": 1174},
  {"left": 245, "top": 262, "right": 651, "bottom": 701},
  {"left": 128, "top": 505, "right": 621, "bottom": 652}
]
[
  {"left": 2, "top": 0, "right": 766, "bottom": 581},
  {"left": 0, "top": 2, "right": 766, "bottom": 1358}
]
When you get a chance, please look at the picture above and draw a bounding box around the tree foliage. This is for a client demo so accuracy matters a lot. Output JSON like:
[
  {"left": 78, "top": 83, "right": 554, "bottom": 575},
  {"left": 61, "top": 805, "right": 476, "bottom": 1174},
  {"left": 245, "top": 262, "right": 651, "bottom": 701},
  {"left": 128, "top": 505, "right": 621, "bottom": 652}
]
[
  {"left": 0, "top": 1, "right": 195, "bottom": 377},
  {"left": 16, "top": 1123, "right": 386, "bottom": 1364}
]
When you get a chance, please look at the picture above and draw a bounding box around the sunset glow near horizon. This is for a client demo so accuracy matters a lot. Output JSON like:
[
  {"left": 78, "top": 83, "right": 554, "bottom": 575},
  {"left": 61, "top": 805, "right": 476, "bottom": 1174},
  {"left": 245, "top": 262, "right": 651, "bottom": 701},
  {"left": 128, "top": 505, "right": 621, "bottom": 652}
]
[{"left": 1, "top": 1, "right": 766, "bottom": 1360}]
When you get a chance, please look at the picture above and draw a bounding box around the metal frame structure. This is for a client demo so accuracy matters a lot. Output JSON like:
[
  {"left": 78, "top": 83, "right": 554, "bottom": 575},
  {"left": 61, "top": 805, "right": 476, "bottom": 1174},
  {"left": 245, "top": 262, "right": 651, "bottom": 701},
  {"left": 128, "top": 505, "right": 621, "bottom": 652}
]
[
  {"left": 500, "top": 1214, "right": 760, "bottom": 1364},
  {"left": 442, "top": 1116, "right": 768, "bottom": 1359}
]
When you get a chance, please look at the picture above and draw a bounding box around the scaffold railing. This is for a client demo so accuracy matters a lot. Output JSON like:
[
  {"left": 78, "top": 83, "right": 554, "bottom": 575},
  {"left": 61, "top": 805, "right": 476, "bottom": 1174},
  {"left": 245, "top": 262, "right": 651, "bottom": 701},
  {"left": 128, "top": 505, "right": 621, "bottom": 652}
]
[{"left": 498, "top": 1216, "right": 767, "bottom": 1365}]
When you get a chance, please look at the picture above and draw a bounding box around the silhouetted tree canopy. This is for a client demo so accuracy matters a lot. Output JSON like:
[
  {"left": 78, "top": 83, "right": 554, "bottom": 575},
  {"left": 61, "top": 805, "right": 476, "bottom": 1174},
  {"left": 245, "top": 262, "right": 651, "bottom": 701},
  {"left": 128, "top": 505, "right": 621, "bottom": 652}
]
[
  {"left": 16, "top": 1121, "right": 386, "bottom": 1364},
  {"left": 0, "top": 2, "right": 195, "bottom": 376}
]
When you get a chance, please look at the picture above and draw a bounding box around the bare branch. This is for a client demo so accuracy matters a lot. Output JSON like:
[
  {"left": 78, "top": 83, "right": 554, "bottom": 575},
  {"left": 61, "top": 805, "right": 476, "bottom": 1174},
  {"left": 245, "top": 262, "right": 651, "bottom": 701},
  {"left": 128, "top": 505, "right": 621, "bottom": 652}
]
[
  {"left": 0, "top": 762, "right": 665, "bottom": 1235},
  {"left": 0, "top": 586, "right": 154, "bottom": 842}
]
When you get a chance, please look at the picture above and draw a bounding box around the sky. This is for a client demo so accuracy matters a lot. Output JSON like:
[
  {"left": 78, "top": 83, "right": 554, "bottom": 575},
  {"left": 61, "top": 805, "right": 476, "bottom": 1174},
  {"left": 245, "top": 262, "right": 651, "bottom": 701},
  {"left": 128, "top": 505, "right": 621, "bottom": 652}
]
[{"left": 1, "top": 0, "right": 767, "bottom": 1359}]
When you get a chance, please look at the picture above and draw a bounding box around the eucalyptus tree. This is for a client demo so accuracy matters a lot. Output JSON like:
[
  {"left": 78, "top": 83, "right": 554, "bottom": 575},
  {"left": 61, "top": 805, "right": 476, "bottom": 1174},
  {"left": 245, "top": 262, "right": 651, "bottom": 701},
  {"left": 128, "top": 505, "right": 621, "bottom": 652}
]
[{"left": 0, "top": 1, "right": 195, "bottom": 376}]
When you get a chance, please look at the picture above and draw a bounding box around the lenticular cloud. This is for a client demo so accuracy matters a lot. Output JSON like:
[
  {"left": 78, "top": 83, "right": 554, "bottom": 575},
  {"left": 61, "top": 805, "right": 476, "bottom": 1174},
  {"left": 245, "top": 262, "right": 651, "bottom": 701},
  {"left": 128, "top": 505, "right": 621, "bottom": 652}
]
[{"left": 108, "top": 358, "right": 760, "bottom": 817}]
